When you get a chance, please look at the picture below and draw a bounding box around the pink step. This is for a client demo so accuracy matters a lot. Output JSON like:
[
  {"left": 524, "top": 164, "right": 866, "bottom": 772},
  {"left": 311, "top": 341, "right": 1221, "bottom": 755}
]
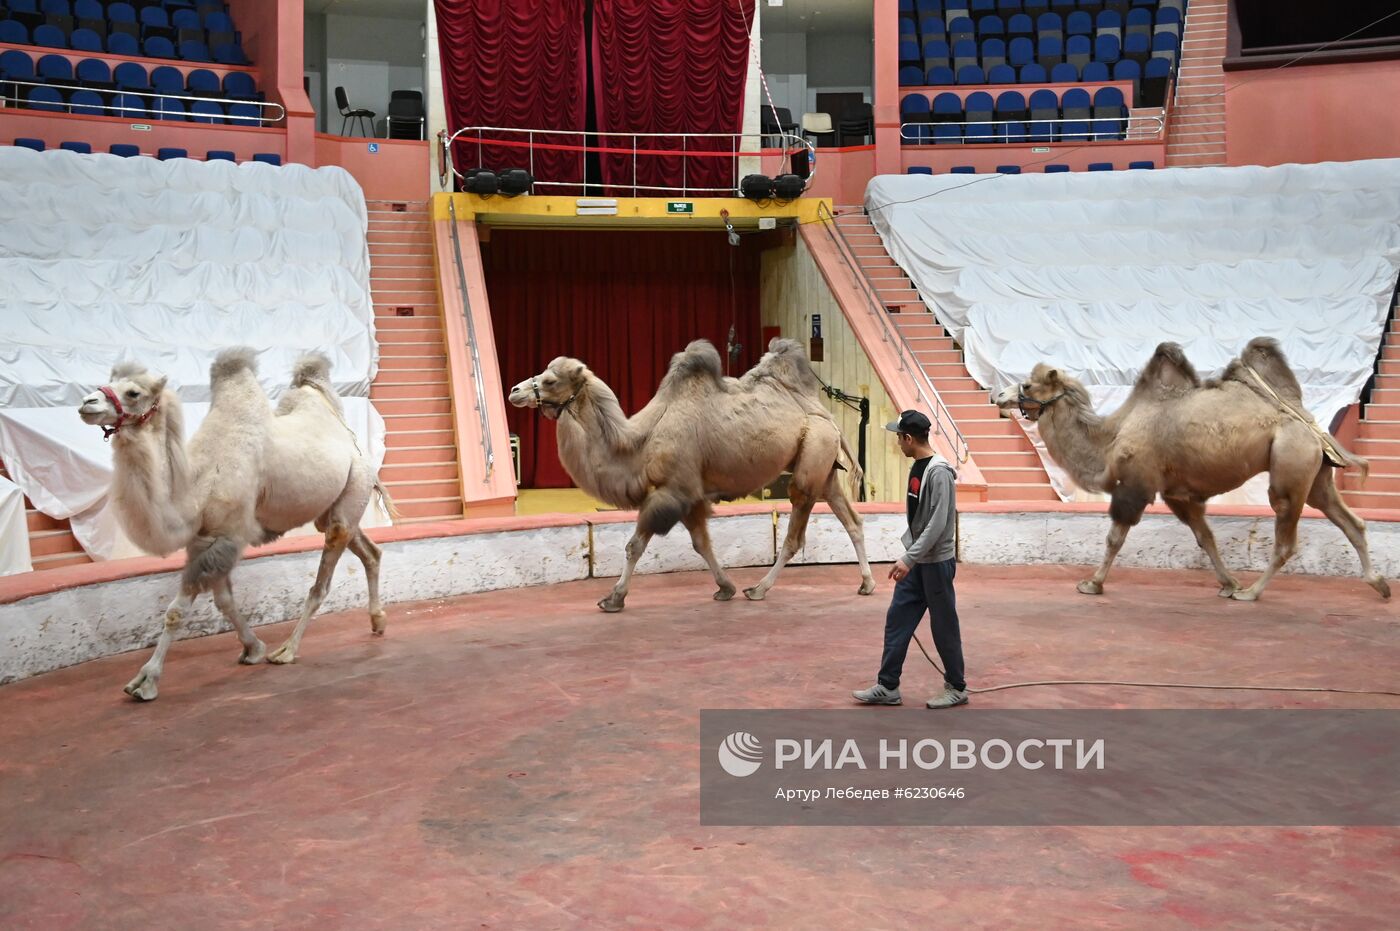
[
  {"left": 962, "top": 419, "right": 1026, "bottom": 437},
  {"left": 966, "top": 432, "right": 1034, "bottom": 452},
  {"left": 26, "top": 509, "right": 65, "bottom": 532},
  {"left": 986, "top": 483, "right": 1061, "bottom": 502},
  {"left": 1354, "top": 436, "right": 1400, "bottom": 457},
  {"left": 1339, "top": 490, "right": 1400, "bottom": 511},
  {"left": 947, "top": 404, "right": 1001, "bottom": 421},
  {"left": 385, "top": 479, "right": 462, "bottom": 499},
  {"left": 383, "top": 412, "right": 453, "bottom": 432},
  {"left": 1359, "top": 421, "right": 1400, "bottom": 440},
  {"left": 378, "top": 327, "right": 444, "bottom": 344},
  {"left": 31, "top": 552, "right": 93, "bottom": 570},
  {"left": 383, "top": 445, "right": 457, "bottom": 465},
  {"left": 374, "top": 397, "right": 452, "bottom": 415},
  {"left": 29, "top": 529, "right": 81, "bottom": 558},
  {"left": 372, "top": 379, "right": 449, "bottom": 400},
  {"left": 385, "top": 429, "right": 454, "bottom": 449},
  {"left": 1341, "top": 473, "right": 1400, "bottom": 494},
  {"left": 979, "top": 467, "right": 1051, "bottom": 485},
  {"left": 394, "top": 497, "right": 466, "bottom": 520},
  {"left": 974, "top": 450, "right": 1042, "bottom": 468},
  {"left": 924, "top": 362, "right": 973, "bottom": 379},
  {"left": 894, "top": 323, "right": 946, "bottom": 340},
  {"left": 376, "top": 315, "right": 441, "bottom": 331},
  {"left": 380, "top": 462, "right": 459, "bottom": 483},
  {"left": 1367, "top": 388, "right": 1400, "bottom": 406}
]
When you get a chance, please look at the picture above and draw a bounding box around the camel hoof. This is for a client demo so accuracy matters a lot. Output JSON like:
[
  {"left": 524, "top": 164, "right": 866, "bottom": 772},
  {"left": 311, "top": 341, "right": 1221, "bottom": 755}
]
[
  {"left": 1076, "top": 580, "right": 1103, "bottom": 595},
  {"left": 370, "top": 611, "right": 388, "bottom": 635},
  {"left": 1217, "top": 585, "right": 1238, "bottom": 598},
  {"left": 266, "top": 643, "right": 297, "bottom": 665},
  {"left": 124, "top": 674, "right": 158, "bottom": 702},
  {"left": 1369, "top": 576, "right": 1391, "bottom": 600},
  {"left": 858, "top": 579, "right": 876, "bottom": 596},
  {"left": 1230, "top": 589, "right": 1259, "bottom": 602},
  {"left": 238, "top": 641, "right": 267, "bottom": 665},
  {"left": 742, "top": 586, "right": 766, "bottom": 602},
  {"left": 713, "top": 585, "right": 736, "bottom": 602},
  {"left": 597, "top": 596, "right": 625, "bottom": 614}
]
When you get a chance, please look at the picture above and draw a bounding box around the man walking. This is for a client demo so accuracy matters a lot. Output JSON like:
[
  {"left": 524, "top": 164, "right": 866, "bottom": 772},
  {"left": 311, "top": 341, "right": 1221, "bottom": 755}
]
[{"left": 852, "top": 410, "right": 967, "bottom": 709}]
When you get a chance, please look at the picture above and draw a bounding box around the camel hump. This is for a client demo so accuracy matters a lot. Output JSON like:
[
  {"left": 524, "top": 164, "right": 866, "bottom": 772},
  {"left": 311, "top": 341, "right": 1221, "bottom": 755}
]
[
  {"left": 744, "top": 337, "right": 821, "bottom": 395},
  {"left": 660, "top": 340, "right": 725, "bottom": 392},
  {"left": 109, "top": 360, "right": 148, "bottom": 381},
  {"left": 1136, "top": 341, "right": 1201, "bottom": 394},
  {"left": 210, "top": 347, "right": 259, "bottom": 384},
  {"left": 1237, "top": 336, "right": 1303, "bottom": 401},
  {"left": 290, "top": 352, "right": 334, "bottom": 390}
]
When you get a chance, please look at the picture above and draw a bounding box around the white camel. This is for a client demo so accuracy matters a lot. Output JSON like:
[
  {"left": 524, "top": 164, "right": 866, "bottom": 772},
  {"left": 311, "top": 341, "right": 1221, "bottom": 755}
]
[{"left": 78, "top": 348, "right": 394, "bottom": 700}]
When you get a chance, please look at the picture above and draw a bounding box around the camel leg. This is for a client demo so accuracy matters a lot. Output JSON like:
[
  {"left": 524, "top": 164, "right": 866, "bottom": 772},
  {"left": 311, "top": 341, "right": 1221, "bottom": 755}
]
[
  {"left": 1307, "top": 467, "right": 1390, "bottom": 599},
  {"left": 348, "top": 529, "right": 388, "bottom": 633},
  {"left": 124, "top": 583, "right": 198, "bottom": 702},
  {"left": 823, "top": 469, "right": 876, "bottom": 596},
  {"left": 1078, "top": 487, "right": 1149, "bottom": 595},
  {"left": 212, "top": 577, "right": 266, "bottom": 664},
  {"left": 1163, "top": 496, "right": 1240, "bottom": 597},
  {"left": 599, "top": 528, "right": 652, "bottom": 613},
  {"left": 682, "top": 502, "right": 737, "bottom": 602},
  {"left": 1233, "top": 427, "right": 1317, "bottom": 602},
  {"left": 267, "top": 524, "right": 352, "bottom": 664},
  {"left": 745, "top": 488, "right": 816, "bottom": 601},
  {"left": 1232, "top": 486, "right": 1304, "bottom": 602}
]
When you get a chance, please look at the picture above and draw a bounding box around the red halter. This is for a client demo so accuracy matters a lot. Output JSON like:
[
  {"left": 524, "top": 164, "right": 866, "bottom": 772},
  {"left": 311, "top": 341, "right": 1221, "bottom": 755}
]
[{"left": 99, "top": 385, "right": 158, "bottom": 440}]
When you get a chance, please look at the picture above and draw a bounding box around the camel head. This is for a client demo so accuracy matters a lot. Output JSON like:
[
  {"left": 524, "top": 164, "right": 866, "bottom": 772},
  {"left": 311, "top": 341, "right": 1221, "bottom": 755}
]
[
  {"left": 79, "top": 362, "right": 168, "bottom": 437},
  {"left": 508, "top": 356, "right": 588, "bottom": 420},
  {"left": 993, "top": 364, "right": 1069, "bottom": 422}
]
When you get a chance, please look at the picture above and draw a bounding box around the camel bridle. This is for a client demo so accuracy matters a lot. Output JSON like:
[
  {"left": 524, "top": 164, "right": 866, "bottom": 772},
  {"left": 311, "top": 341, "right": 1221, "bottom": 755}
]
[
  {"left": 532, "top": 376, "right": 578, "bottom": 421},
  {"left": 1017, "top": 389, "right": 1065, "bottom": 422},
  {"left": 98, "top": 385, "right": 159, "bottom": 440}
]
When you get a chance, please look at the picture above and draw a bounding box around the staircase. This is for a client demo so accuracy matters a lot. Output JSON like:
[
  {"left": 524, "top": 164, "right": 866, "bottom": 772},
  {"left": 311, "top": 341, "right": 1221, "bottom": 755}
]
[
  {"left": 366, "top": 200, "right": 466, "bottom": 524},
  {"left": 832, "top": 209, "right": 1057, "bottom": 501},
  {"left": 0, "top": 460, "right": 90, "bottom": 572},
  {"left": 1341, "top": 300, "right": 1400, "bottom": 512},
  {"left": 1165, "top": 0, "right": 1228, "bottom": 167}
]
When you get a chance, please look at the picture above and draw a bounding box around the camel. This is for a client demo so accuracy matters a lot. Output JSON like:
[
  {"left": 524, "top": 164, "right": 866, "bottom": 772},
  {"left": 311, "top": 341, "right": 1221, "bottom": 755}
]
[
  {"left": 507, "top": 338, "right": 876, "bottom": 611},
  {"left": 993, "top": 337, "right": 1389, "bottom": 602},
  {"left": 77, "top": 348, "right": 394, "bottom": 701}
]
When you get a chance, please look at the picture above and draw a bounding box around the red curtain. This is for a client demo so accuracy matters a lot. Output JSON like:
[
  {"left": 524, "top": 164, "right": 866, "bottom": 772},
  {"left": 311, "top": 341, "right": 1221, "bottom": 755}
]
[
  {"left": 435, "top": 0, "right": 587, "bottom": 190},
  {"left": 592, "top": 0, "right": 755, "bottom": 195},
  {"left": 484, "top": 230, "right": 763, "bottom": 488}
]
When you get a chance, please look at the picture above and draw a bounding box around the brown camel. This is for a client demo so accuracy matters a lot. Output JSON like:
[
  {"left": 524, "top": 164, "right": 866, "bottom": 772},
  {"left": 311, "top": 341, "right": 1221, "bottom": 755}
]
[
  {"left": 507, "top": 338, "right": 876, "bottom": 611},
  {"left": 993, "top": 337, "right": 1389, "bottom": 602}
]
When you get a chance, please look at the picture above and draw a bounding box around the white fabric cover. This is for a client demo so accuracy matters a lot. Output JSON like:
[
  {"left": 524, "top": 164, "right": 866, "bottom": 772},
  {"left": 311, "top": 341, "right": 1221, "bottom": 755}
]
[
  {"left": 866, "top": 161, "right": 1400, "bottom": 502},
  {"left": 0, "top": 146, "right": 386, "bottom": 559},
  {"left": 0, "top": 477, "right": 31, "bottom": 576}
]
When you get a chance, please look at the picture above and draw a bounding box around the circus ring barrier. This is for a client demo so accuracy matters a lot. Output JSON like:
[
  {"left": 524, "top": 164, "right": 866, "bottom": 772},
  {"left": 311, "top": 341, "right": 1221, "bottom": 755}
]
[{"left": 3, "top": 501, "right": 1397, "bottom": 685}]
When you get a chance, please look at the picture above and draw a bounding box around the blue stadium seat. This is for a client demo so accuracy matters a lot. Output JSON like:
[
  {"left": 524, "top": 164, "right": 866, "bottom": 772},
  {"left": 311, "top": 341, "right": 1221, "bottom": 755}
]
[
  {"left": 1082, "top": 61, "right": 1109, "bottom": 81},
  {"left": 924, "top": 38, "right": 951, "bottom": 70},
  {"left": 1151, "top": 32, "right": 1179, "bottom": 63},
  {"left": 1060, "top": 87, "right": 1092, "bottom": 140},
  {"left": 1096, "top": 10, "right": 1122, "bottom": 40},
  {"left": 1037, "top": 35, "right": 1063, "bottom": 70},
  {"left": 109, "top": 143, "right": 140, "bottom": 156},
  {"left": 37, "top": 53, "right": 72, "bottom": 81},
  {"left": 204, "top": 12, "right": 234, "bottom": 34},
  {"left": 926, "top": 65, "right": 955, "bottom": 86},
  {"left": 956, "top": 64, "right": 985, "bottom": 84},
  {"left": 206, "top": 149, "right": 236, "bottom": 161},
  {"left": 222, "top": 70, "right": 256, "bottom": 98},
  {"left": 139, "top": 6, "right": 169, "bottom": 29},
  {"left": 899, "top": 0, "right": 914, "bottom": 12},
  {"left": 112, "top": 92, "right": 146, "bottom": 117},
  {"left": 226, "top": 101, "right": 259, "bottom": 125},
  {"left": 920, "top": 15, "right": 945, "bottom": 41},
  {"left": 1093, "top": 85, "right": 1125, "bottom": 139},
  {"left": 971, "top": 0, "right": 994, "bottom": 14},
  {"left": 172, "top": 9, "right": 201, "bottom": 31},
  {"left": 252, "top": 153, "right": 281, "bottom": 165},
  {"left": 915, "top": 0, "right": 943, "bottom": 15},
  {"left": 996, "top": 165, "right": 1021, "bottom": 174},
  {"left": 179, "top": 39, "right": 210, "bottom": 61},
  {"left": 68, "top": 88, "right": 104, "bottom": 114},
  {"left": 153, "top": 96, "right": 186, "bottom": 120},
  {"left": 1007, "top": 13, "right": 1033, "bottom": 40},
  {"left": 996, "top": 89, "right": 1027, "bottom": 142},
  {"left": 1088, "top": 162, "right": 1113, "bottom": 171},
  {"left": 157, "top": 146, "right": 188, "bottom": 159},
  {"left": 899, "top": 16, "right": 917, "bottom": 41},
  {"left": 1051, "top": 0, "right": 1076, "bottom": 12},
  {"left": 901, "top": 93, "right": 931, "bottom": 143},
  {"left": 952, "top": 38, "right": 978, "bottom": 71},
  {"left": 901, "top": 65, "right": 923, "bottom": 86},
  {"left": 1044, "top": 163, "right": 1070, "bottom": 172},
  {"left": 150, "top": 65, "right": 184, "bottom": 93},
  {"left": 996, "top": 0, "right": 1019, "bottom": 13},
  {"left": 1066, "top": 34, "right": 1091, "bottom": 71},
  {"left": 977, "top": 15, "right": 1003, "bottom": 38},
  {"left": 26, "top": 85, "right": 64, "bottom": 110},
  {"left": 107, "top": 32, "right": 140, "bottom": 56},
  {"left": 1008, "top": 36, "right": 1034, "bottom": 68},
  {"left": 1128, "top": 160, "right": 1155, "bottom": 170},
  {"left": 982, "top": 37, "right": 1006, "bottom": 68},
  {"left": 75, "top": 57, "right": 109, "bottom": 83},
  {"left": 1123, "top": 32, "right": 1150, "bottom": 66},
  {"left": 987, "top": 63, "right": 1016, "bottom": 84},
  {"left": 950, "top": 166, "right": 975, "bottom": 173},
  {"left": 144, "top": 36, "right": 176, "bottom": 58},
  {"left": 1028, "top": 87, "right": 1058, "bottom": 141},
  {"left": 1156, "top": 7, "right": 1183, "bottom": 39},
  {"left": 1036, "top": 12, "right": 1062, "bottom": 42},
  {"left": 190, "top": 99, "right": 223, "bottom": 123},
  {"left": 74, "top": 0, "right": 101, "bottom": 19},
  {"left": 34, "top": 23, "right": 67, "bottom": 47},
  {"left": 1066, "top": 10, "right": 1092, "bottom": 35},
  {"left": 1018, "top": 63, "right": 1047, "bottom": 83},
  {"left": 1050, "top": 62, "right": 1078, "bottom": 82},
  {"left": 948, "top": 16, "right": 975, "bottom": 44},
  {"left": 113, "top": 62, "right": 148, "bottom": 88},
  {"left": 186, "top": 68, "right": 219, "bottom": 93},
  {"left": 908, "top": 166, "right": 934, "bottom": 175},
  {"left": 1095, "top": 34, "right": 1120, "bottom": 63},
  {"left": 1113, "top": 59, "right": 1141, "bottom": 82},
  {"left": 60, "top": 140, "right": 92, "bottom": 153},
  {"left": 1141, "top": 55, "right": 1170, "bottom": 106},
  {"left": 964, "top": 90, "right": 996, "bottom": 142},
  {"left": 70, "top": 27, "right": 103, "bottom": 52},
  {"left": 14, "top": 137, "right": 46, "bottom": 151},
  {"left": 0, "top": 49, "right": 35, "bottom": 80}
]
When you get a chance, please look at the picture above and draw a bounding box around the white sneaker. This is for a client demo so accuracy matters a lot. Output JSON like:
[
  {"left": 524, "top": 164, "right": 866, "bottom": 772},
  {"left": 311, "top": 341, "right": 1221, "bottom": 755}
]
[
  {"left": 852, "top": 683, "right": 902, "bottom": 705},
  {"left": 925, "top": 687, "right": 969, "bottom": 709}
]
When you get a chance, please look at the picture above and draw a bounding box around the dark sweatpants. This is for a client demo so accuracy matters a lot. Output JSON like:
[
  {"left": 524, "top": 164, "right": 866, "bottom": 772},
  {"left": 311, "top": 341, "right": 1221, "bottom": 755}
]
[{"left": 877, "top": 558, "right": 965, "bottom": 692}]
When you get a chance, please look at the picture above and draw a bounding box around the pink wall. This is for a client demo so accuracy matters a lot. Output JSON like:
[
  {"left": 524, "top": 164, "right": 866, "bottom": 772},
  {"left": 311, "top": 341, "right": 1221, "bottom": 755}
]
[
  {"left": 314, "top": 134, "right": 429, "bottom": 201},
  {"left": 224, "top": 0, "right": 315, "bottom": 165},
  {"left": 873, "top": 0, "right": 901, "bottom": 176},
  {"left": 1225, "top": 59, "right": 1400, "bottom": 166},
  {"left": 0, "top": 109, "right": 286, "bottom": 160}
]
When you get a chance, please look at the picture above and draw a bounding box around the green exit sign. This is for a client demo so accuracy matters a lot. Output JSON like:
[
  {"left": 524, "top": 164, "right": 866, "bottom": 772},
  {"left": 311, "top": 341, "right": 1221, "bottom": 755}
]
[{"left": 666, "top": 201, "right": 694, "bottom": 214}]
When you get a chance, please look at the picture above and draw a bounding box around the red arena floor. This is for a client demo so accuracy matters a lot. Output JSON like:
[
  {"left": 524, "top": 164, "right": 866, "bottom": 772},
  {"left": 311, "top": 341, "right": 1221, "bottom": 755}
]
[{"left": 1, "top": 563, "right": 1398, "bottom": 929}]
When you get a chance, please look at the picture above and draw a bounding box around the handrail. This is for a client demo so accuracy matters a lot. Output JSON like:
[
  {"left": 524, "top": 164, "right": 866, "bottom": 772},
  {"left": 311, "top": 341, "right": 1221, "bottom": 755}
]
[
  {"left": 1, "top": 77, "right": 286, "bottom": 124},
  {"left": 899, "top": 111, "right": 1165, "bottom": 143},
  {"left": 446, "top": 195, "right": 495, "bottom": 481},
  {"left": 443, "top": 125, "right": 817, "bottom": 197},
  {"left": 815, "top": 201, "right": 970, "bottom": 465}
]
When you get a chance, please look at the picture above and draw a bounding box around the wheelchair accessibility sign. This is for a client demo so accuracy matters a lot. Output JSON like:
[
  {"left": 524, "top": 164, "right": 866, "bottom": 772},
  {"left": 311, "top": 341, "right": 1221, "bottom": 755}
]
[{"left": 368, "top": 143, "right": 380, "bottom": 154}]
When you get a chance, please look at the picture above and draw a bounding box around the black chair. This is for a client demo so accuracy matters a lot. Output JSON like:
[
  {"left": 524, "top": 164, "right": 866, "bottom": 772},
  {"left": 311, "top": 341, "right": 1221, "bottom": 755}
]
[
  {"left": 760, "top": 104, "right": 799, "bottom": 145},
  {"left": 335, "top": 85, "right": 374, "bottom": 137},
  {"left": 837, "top": 102, "right": 873, "bottom": 146},
  {"left": 385, "top": 89, "right": 424, "bottom": 140}
]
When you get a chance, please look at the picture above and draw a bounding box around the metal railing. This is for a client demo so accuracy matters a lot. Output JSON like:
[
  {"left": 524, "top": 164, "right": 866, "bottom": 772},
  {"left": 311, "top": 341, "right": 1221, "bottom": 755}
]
[
  {"left": 815, "top": 201, "right": 970, "bottom": 465},
  {"left": 443, "top": 125, "right": 817, "bottom": 197},
  {"left": 899, "top": 111, "right": 1165, "bottom": 144},
  {"left": 0, "top": 78, "right": 285, "bottom": 125},
  {"left": 446, "top": 195, "right": 495, "bottom": 482}
]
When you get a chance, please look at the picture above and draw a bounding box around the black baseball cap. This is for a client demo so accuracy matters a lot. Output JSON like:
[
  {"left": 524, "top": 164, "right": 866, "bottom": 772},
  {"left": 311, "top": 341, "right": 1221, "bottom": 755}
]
[{"left": 885, "top": 409, "right": 932, "bottom": 435}]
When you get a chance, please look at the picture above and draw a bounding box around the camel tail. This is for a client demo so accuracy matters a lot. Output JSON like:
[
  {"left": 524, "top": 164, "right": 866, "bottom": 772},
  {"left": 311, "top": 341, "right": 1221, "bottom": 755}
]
[
  {"left": 1334, "top": 443, "right": 1369, "bottom": 483},
  {"left": 837, "top": 433, "right": 864, "bottom": 501},
  {"left": 374, "top": 477, "right": 402, "bottom": 522},
  {"left": 210, "top": 347, "right": 259, "bottom": 384}
]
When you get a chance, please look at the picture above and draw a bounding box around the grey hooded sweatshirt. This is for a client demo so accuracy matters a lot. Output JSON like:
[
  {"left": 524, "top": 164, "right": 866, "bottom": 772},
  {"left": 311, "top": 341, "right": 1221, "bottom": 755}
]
[{"left": 901, "top": 454, "right": 957, "bottom": 565}]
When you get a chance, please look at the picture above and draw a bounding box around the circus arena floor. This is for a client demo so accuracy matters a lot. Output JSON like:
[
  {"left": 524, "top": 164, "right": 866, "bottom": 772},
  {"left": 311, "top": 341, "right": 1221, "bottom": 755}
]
[{"left": 1, "top": 563, "right": 1398, "bottom": 929}]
